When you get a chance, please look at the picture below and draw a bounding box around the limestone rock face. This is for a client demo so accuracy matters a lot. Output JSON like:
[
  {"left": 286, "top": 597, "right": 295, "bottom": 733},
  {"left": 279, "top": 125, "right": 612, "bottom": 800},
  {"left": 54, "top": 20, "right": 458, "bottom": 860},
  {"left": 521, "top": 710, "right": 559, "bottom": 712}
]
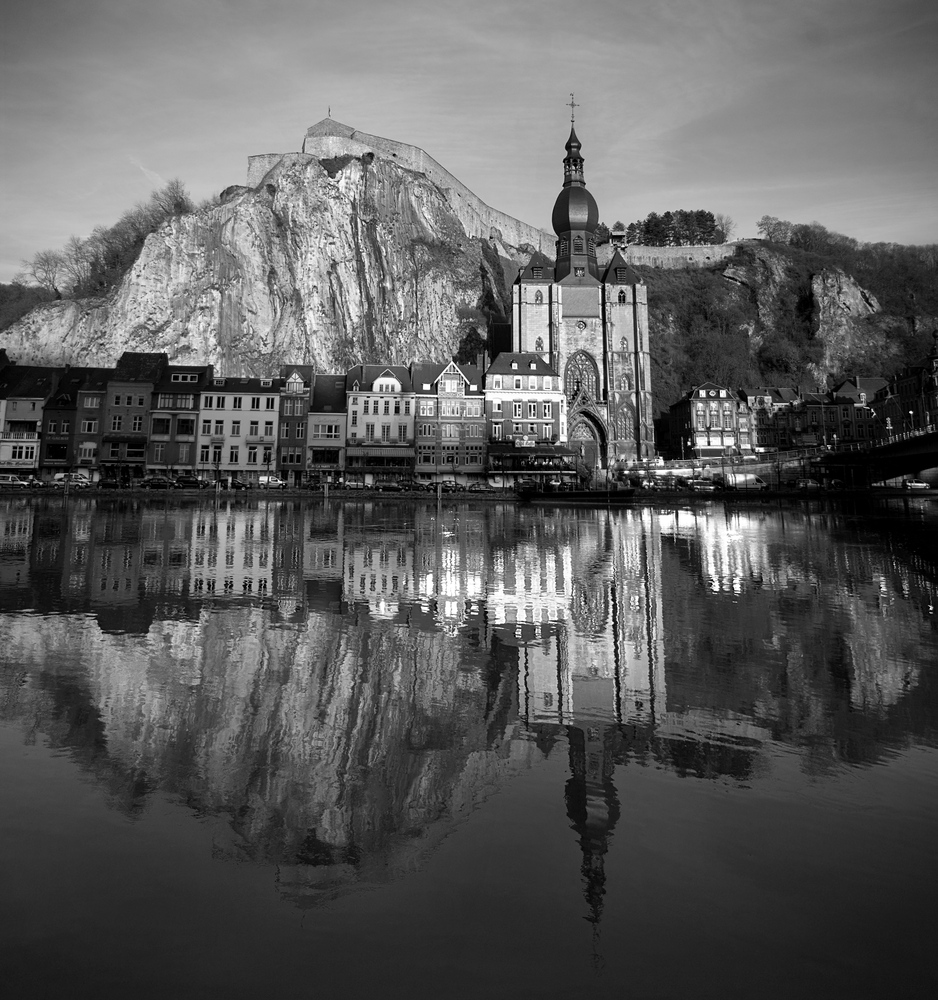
[{"left": 2, "top": 153, "right": 518, "bottom": 372}]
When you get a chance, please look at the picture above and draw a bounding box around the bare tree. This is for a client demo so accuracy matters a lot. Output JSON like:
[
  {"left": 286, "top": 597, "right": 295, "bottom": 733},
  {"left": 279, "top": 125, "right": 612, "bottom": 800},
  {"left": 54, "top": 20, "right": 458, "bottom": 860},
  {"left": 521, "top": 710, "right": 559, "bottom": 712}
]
[
  {"left": 714, "top": 213, "right": 736, "bottom": 243},
  {"left": 16, "top": 249, "right": 65, "bottom": 296}
]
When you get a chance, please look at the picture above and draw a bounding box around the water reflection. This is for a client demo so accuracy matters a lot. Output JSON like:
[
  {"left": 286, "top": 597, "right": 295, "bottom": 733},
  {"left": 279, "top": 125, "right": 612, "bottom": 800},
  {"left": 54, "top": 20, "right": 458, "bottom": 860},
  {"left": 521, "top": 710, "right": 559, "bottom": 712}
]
[{"left": 1, "top": 495, "right": 936, "bottom": 917}]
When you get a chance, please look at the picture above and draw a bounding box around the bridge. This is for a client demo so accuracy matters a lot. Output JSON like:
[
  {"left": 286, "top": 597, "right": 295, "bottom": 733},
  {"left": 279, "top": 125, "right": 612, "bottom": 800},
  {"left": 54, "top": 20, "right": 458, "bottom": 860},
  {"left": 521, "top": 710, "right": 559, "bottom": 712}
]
[{"left": 809, "top": 424, "right": 938, "bottom": 485}]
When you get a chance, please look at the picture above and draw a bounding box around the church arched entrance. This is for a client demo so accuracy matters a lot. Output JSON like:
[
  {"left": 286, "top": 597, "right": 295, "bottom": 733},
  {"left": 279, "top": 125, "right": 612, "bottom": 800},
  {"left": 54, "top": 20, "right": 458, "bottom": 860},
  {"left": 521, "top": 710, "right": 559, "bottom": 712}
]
[{"left": 569, "top": 416, "right": 606, "bottom": 478}]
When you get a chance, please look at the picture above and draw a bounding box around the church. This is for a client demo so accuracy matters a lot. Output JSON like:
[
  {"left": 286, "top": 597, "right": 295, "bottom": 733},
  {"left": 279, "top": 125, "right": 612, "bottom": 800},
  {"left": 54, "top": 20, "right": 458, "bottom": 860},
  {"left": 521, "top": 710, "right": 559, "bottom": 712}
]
[{"left": 508, "top": 117, "right": 655, "bottom": 468}]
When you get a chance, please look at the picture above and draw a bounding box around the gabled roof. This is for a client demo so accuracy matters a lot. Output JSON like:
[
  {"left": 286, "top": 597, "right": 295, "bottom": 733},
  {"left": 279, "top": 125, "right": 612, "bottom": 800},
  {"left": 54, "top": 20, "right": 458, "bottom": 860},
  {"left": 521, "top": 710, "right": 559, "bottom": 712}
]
[
  {"left": 831, "top": 377, "right": 887, "bottom": 401},
  {"left": 155, "top": 365, "right": 213, "bottom": 390},
  {"left": 485, "top": 353, "right": 559, "bottom": 377},
  {"left": 410, "top": 361, "right": 484, "bottom": 394},
  {"left": 112, "top": 352, "right": 168, "bottom": 383},
  {"left": 305, "top": 118, "right": 356, "bottom": 139},
  {"left": 310, "top": 374, "right": 347, "bottom": 412},
  {"left": 46, "top": 367, "right": 113, "bottom": 409},
  {"left": 517, "top": 250, "right": 555, "bottom": 283},
  {"left": 680, "top": 381, "right": 741, "bottom": 401},
  {"left": 601, "top": 249, "right": 643, "bottom": 286},
  {"left": 345, "top": 365, "right": 413, "bottom": 392}
]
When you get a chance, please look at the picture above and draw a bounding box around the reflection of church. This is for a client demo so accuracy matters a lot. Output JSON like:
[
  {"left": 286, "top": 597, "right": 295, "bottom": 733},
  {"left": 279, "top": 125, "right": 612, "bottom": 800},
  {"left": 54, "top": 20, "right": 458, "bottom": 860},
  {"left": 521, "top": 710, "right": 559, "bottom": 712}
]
[{"left": 508, "top": 108, "right": 655, "bottom": 468}]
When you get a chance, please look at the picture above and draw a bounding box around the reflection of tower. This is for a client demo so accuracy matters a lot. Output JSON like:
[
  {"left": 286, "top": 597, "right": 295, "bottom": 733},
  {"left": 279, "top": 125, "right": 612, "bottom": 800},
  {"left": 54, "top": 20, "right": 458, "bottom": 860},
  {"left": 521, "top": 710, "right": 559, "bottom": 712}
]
[{"left": 565, "top": 720, "right": 621, "bottom": 962}]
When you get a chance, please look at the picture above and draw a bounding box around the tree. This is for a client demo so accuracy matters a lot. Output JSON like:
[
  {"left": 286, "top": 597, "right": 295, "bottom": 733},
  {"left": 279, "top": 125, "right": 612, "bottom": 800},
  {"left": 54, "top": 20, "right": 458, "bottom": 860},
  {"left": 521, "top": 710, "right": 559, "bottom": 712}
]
[
  {"left": 594, "top": 222, "right": 610, "bottom": 245},
  {"left": 16, "top": 249, "right": 65, "bottom": 297},
  {"left": 713, "top": 214, "right": 735, "bottom": 243},
  {"left": 756, "top": 216, "right": 793, "bottom": 243}
]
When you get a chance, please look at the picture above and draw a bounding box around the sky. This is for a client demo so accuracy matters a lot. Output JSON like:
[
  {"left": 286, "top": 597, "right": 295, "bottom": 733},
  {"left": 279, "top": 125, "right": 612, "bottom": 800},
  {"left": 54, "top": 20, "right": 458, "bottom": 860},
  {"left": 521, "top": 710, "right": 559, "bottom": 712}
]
[{"left": 2, "top": 0, "right": 937, "bottom": 283}]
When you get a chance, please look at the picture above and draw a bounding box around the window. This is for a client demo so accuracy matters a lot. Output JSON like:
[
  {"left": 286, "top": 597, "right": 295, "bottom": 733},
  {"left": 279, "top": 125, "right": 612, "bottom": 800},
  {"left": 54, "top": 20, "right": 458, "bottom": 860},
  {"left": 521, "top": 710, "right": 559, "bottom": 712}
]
[
  {"left": 178, "top": 444, "right": 190, "bottom": 463},
  {"left": 514, "top": 377, "right": 522, "bottom": 390},
  {"left": 152, "top": 417, "right": 171, "bottom": 435},
  {"left": 62, "top": 420, "right": 70, "bottom": 433},
  {"left": 493, "top": 376, "right": 502, "bottom": 389},
  {"left": 394, "top": 399, "right": 401, "bottom": 415},
  {"left": 264, "top": 421, "right": 273, "bottom": 436},
  {"left": 350, "top": 412, "right": 358, "bottom": 426},
  {"left": 295, "top": 423, "right": 305, "bottom": 439},
  {"left": 177, "top": 417, "right": 194, "bottom": 435},
  {"left": 542, "top": 403, "right": 552, "bottom": 419},
  {"left": 200, "top": 445, "right": 210, "bottom": 463},
  {"left": 203, "top": 395, "right": 213, "bottom": 408},
  {"left": 157, "top": 394, "right": 173, "bottom": 408},
  {"left": 249, "top": 421, "right": 259, "bottom": 436},
  {"left": 493, "top": 401, "right": 502, "bottom": 413},
  {"left": 233, "top": 396, "right": 242, "bottom": 409},
  {"left": 280, "top": 422, "right": 289, "bottom": 438},
  {"left": 528, "top": 403, "right": 537, "bottom": 418},
  {"left": 381, "top": 425, "right": 391, "bottom": 442},
  {"left": 229, "top": 447, "right": 239, "bottom": 464},
  {"left": 534, "top": 290, "right": 543, "bottom": 304},
  {"left": 282, "top": 399, "right": 293, "bottom": 417},
  {"left": 442, "top": 424, "right": 459, "bottom": 439},
  {"left": 78, "top": 443, "right": 96, "bottom": 460},
  {"left": 513, "top": 402, "right": 523, "bottom": 418},
  {"left": 212, "top": 445, "right": 222, "bottom": 464},
  {"left": 404, "top": 400, "right": 411, "bottom": 415},
  {"left": 529, "top": 377, "right": 537, "bottom": 390},
  {"left": 383, "top": 400, "right": 390, "bottom": 415},
  {"left": 232, "top": 421, "right": 241, "bottom": 436},
  {"left": 48, "top": 421, "right": 58, "bottom": 434},
  {"left": 86, "top": 395, "right": 100, "bottom": 408},
  {"left": 247, "top": 446, "right": 258, "bottom": 464},
  {"left": 113, "top": 394, "right": 122, "bottom": 406},
  {"left": 132, "top": 415, "right": 143, "bottom": 432},
  {"left": 109, "top": 443, "right": 121, "bottom": 459},
  {"left": 111, "top": 415, "right": 122, "bottom": 431},
  {"left": 215, "top": 396, "right": 225, "bottom": 408},
  {"left": 214, "top": 420, "right": 224, "bottom": 436},
  {"left": 265, "top": 398, "right": 275, "bottom": 410},
  {"left": 365, "top": 423, "right": 375, "bottom": 441},
  {"left": 201, "top": 420, "right": 211, "bottom": 435},
  {"left": 398, "top": 424, "right": 407, "bottom": 442},
  {"left": 262, "top": 447, "right": 272, "bottom": 465},
  {"left": 136, "top": 396, "right": 144, "bottom": 407},
  {"left": 532, "top": 267, "right": 543, "bottom": 278},
  {"left": 492, "top": 423, "right": 502, "bottom": 440},
  {"left": 574, "top": 267, "right": 585, "bottom": 277},
  {"left": 251, "top": 397, "right": 260, "bottom": 410},
  {"left": 618, "top": 289, "right": 627, "bottom": 304},
  {"left": 154, "top": 443, "right": 165, "bottom": 462}
]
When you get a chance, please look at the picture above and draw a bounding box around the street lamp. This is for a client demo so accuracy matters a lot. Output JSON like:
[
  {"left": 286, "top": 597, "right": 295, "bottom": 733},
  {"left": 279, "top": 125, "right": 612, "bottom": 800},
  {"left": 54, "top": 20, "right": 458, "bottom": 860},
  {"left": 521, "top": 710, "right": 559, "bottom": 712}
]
[{"left": 909, "top": 409, "right": 915, "bottom": 431}]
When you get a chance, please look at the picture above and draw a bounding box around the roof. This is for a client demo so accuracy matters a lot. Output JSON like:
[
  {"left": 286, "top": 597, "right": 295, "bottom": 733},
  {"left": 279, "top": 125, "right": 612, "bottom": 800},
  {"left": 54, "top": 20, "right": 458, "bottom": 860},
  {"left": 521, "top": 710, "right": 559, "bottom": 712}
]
[
  {"left": 305, "top": 118, "right": 356, "bottom": 139},
  {"left": 602, "top": 250, "right": 644, "bottom": 286},
  {"left": 46, "top": 367, "right": 114, "bottom": 409},
  {"left": 410, "top": 361, "right": 484, "bottom": 394},
  {"left": 310, "top": 374, "right": 347, "bottom": 412},
  {"left": 155, "top": 365, "right": 214, "bottom": 390},
  {"left": 0, "top": 365, "right": 60, "bottom": 400},
  {"left": 345, "top": 365, "right": 414, "bottom": 392},
  {"left": 517, "top": 250, "right": 556, "bottom": 283},
  {"left": 112, "top": 352, "right": 168, "bottom": 383},
  {"left": 485, "top": 353, "right": 559, "bottom": 377}
]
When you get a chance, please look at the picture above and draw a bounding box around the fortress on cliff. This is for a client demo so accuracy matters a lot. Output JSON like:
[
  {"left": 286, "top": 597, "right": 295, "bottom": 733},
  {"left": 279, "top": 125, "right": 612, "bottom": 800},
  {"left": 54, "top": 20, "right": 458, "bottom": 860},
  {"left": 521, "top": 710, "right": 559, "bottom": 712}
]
[{"left": 247, "top": 118, "right": 736, "bottom": 269}]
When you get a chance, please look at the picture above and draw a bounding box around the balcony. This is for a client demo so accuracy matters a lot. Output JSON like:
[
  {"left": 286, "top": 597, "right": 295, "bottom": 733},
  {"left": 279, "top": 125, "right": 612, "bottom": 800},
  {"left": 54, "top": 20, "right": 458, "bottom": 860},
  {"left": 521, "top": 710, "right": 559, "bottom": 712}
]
[
  {"left": 1, "top": 431, "right": 38, "bottom": 440},
  {"left": 246, "top": 435, "right": 274, "bottom": 444}
]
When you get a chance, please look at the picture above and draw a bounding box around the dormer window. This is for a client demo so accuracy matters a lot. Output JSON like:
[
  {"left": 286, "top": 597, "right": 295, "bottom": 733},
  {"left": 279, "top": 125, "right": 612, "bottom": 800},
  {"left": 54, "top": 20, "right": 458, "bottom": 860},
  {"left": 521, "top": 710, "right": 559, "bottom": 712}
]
[
  {"left": 529, "top": 362, "right": 536, "bottom": 370},
  {"left": 511, "top": 361, "right": 518, "bottom": 370},
  {"left": 214, "top": 378, "right": 224, "bottom": 386},
  {"left": 260, "top": 379, "right": 272, "bottom": 387},
  {"left": 532, "top": 266, "right": 543, "bottom": 279}
]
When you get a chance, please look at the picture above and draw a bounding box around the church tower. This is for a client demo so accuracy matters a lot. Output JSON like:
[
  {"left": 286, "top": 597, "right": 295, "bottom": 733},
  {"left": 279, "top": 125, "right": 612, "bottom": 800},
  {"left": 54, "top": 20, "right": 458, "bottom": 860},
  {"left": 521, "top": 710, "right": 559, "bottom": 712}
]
[{"left": 510, "top": 107, "right": 655, "bottom": 468}]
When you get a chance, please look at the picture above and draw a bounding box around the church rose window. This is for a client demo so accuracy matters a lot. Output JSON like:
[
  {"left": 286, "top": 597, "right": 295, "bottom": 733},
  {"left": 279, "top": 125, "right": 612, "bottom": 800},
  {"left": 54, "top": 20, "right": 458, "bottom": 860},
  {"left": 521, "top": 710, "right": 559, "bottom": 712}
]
[{"left": 565, "top": 352, "right": 600, "bottom": 400}]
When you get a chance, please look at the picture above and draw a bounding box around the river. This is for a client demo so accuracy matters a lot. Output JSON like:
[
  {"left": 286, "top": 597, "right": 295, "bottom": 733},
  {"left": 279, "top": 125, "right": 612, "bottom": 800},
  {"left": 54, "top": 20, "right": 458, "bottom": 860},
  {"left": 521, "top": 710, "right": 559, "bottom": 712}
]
[{"left": 1, "top": 493, "right": 936, "bottom": 999}]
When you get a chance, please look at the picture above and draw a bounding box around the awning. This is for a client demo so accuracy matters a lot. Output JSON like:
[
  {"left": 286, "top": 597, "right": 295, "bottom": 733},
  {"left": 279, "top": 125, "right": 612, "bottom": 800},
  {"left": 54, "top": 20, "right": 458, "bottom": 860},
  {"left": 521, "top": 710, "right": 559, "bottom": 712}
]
[{"left": 346, "top": 447, "right": 416, "bottom": 458}]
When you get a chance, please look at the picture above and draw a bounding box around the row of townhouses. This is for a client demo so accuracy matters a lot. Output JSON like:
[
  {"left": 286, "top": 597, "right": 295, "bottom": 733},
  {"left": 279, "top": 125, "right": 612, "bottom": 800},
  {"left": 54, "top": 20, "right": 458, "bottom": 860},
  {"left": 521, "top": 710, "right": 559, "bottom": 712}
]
[{"left": 0, "top": 350, "right": 577, "bottom": 487}]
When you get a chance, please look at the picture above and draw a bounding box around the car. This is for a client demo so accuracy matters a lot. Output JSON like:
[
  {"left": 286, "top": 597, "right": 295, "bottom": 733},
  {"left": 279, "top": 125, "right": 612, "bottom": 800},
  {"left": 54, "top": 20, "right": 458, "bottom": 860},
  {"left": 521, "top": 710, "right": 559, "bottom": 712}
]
[
  {"left": 689, "top": 479, "right": 719, "bottom": 492},
  {"left": 376, "top": 481, "right": 404, "bottom": 492},
  {"left": 52, "top": 472, "right": 91, "bottom": 489},
  {"left": 467, "top": 483, "right": 496, "bottom": 492},
  {"left": 0, "top": 473, "right": 30, "bottom": 489},
  {"left": 215, "top": 478, "right": 249, "bottom": 491},
  {"left": 258, "top": 475, "right": 287, "bottom": 490},
  {"left": 795, "top": 479, "right": 821, "bottom": 490},
  {"left": 902, "top": 479, "right": 930, "bottom": 490},
  {"left": 439, "top": 481, "right": 461, "bottom": 493},
  {"left": 139, "top": 475, "right": 177, "bottom": 490},
  {"left": 339, "top": 480, "right": 367, "bottom": 490},
  {"left": 174, "top": 474, "right": 211, "bottom": 490}
]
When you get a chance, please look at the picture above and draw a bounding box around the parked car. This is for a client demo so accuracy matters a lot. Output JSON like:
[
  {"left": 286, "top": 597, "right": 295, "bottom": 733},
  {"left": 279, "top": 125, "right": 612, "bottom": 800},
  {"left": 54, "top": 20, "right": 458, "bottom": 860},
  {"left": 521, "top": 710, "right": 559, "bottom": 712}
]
[
  {"left": 215, "top": 478, "right": 249, "bottom": 491},
  {"left": 376, "top": 481, "right": 403, "bottom": 492},
  {"left": 795, "top": 479, "right": 821, "bottom": 490},
  {"left": 174, "top": 474, "right": 211, "bottom": 490},
  {"left": 139, "top": 475, "right": 177, "bottom": 490},
  {"left": 467, "top": 483, "right": 496, "bottom": 492},
  {"left": 258, "top": 474, "right": 287, "bottom": 490},
  {"left": 903, "top": 479, "right": 930, "bottom": 490},
  {"left": 52, "top": 472, "right": 91, "bottom": 489},
  {"left": 439, "top": 481, "right": 461, "bottom": 493},
  {"left": 689, "top": 479, "right": 719, "bottom": 492},
  {"left": 0, "top": 474, "right": 29, "bottom": 489}
]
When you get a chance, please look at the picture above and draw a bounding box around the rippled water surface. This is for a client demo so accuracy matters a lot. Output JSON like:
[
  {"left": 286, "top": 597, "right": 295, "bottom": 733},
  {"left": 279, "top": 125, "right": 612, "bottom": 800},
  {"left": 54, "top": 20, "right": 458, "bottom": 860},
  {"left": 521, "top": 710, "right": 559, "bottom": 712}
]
[{"left": 1, "top": 494, "right": 937, "bottom": 999}]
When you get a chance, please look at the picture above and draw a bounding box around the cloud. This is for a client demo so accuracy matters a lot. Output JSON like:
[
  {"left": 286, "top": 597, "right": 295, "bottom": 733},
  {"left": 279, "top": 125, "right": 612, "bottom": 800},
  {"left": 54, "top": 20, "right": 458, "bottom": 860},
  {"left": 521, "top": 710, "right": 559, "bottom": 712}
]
[{"left": 128, "top": 156, "right": 168, "bottom": 190}]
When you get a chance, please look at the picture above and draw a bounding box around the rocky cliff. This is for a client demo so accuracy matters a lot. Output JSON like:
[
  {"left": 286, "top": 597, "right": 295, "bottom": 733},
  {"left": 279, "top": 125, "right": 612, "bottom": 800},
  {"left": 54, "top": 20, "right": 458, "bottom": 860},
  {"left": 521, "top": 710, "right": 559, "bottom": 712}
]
[{"left": 1, "top": 152, "right": 521, "bottom": 373}]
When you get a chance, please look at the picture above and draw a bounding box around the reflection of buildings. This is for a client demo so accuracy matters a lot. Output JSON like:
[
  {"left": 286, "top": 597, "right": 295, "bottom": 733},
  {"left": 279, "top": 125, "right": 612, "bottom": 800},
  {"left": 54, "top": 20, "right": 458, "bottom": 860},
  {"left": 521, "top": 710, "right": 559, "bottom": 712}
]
[{"left": 2, "top": 496, "right": 938, "bottom": 915}]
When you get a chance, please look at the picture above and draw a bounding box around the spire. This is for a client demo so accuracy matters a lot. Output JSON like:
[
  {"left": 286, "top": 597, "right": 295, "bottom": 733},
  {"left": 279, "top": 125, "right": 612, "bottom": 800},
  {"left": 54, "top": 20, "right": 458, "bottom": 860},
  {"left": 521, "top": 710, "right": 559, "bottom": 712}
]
[{"left": 551, "top": 102, "right": 600, "bottom": 280}]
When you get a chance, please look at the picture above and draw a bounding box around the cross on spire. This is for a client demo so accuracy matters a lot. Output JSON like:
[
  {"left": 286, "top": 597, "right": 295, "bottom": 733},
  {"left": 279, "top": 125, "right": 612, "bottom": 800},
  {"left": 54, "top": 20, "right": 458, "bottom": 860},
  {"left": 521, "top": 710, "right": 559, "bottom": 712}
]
[{"left": 568, "top": 93, "right": 579, "bottom": 123}]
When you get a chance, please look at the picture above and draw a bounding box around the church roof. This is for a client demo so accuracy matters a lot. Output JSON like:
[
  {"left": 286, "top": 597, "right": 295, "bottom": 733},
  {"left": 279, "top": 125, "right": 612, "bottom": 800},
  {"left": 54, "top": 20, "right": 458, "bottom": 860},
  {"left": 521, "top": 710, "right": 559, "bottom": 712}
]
[
  {"left": 305, "top": 118, "right": 356, "bottom": 139},
  {"left": 517, "top": 250, "right": 555, "bottom": 282},
  {"left": 601, "top": 250, "right": 644, "bottom": 285}
]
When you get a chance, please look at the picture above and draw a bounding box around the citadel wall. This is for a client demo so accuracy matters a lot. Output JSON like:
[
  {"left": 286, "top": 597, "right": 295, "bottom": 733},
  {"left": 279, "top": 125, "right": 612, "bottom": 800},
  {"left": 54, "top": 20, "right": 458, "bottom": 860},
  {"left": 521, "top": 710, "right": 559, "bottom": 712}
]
[{"left": 621, "top": 243, "right": 738, "bottom": 268}]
